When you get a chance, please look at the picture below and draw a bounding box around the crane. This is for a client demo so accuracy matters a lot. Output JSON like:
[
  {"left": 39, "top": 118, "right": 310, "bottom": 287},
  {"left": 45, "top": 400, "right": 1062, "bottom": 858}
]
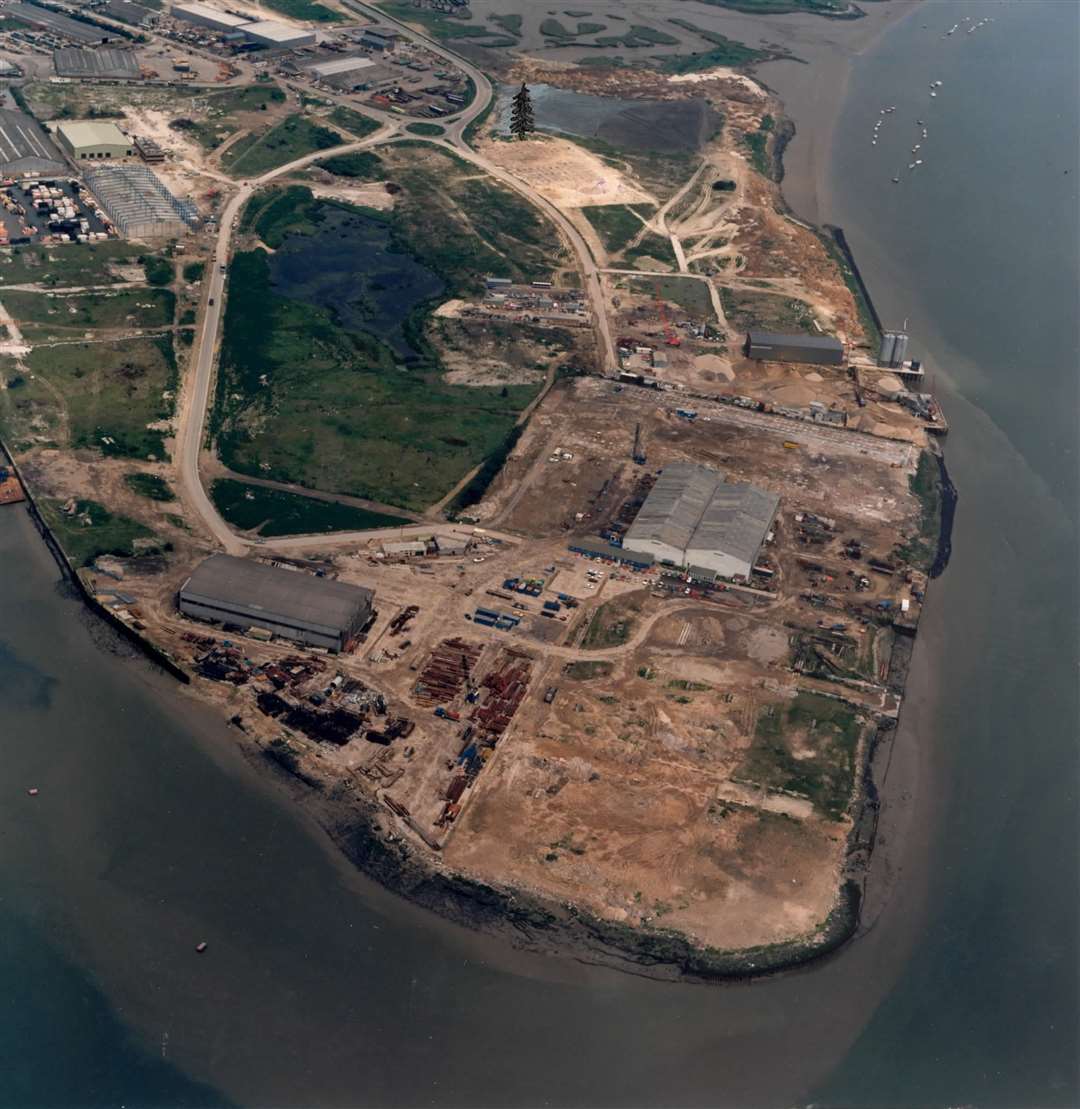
[
  {"left": 653, "top": 283, "right": 681, "bottom": 347},
  {"left": 632, "top": 422, "right": 646, "bottom": 465}
]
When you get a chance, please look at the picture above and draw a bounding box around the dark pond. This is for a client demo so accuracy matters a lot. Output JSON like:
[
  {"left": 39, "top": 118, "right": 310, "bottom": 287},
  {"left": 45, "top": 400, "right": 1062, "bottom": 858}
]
[
  {"left": 268, "top": 206, "right": 445, "bottom": 359},
  {"left": 498, "top": 83, "right": 717, "bottom": 154}
]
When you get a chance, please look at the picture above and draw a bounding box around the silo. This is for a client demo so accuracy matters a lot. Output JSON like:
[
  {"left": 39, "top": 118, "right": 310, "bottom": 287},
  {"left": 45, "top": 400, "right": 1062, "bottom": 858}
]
[
  {"left": 878, "top": 331, "right": 897, "bottom": 367},
  {"left": 890, "top": 332, "right": 909, "bottom": 367}
]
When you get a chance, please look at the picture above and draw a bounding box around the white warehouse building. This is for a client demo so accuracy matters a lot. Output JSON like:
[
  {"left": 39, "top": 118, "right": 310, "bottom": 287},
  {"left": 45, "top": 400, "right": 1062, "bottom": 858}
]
[
  {"left": 623, "top": 462, "right": 779, "bottom": 581},
  {"left": 242, "top": 19, "right": 316, "bottom": 48},
  {"left": 171, "top": 2, "right": 250, "bottom": 32}
]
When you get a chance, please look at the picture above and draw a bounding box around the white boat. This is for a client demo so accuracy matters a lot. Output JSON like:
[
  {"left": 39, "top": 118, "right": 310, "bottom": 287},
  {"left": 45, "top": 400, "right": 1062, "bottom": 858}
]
[
  {"left": 935, "top": 81, "right": 944, "bottom": 87},
  {"left": 892, "top": 176, "right": 900, "bottom": 183},
  {"left": 908, "top": 162, "right": 917, "bottom": 169},
  {"left": 915, "top": 159, "right": 923, "bottom": 165},
  {"left": 930, "top": 91, "right": 937, "bottom": 98}
]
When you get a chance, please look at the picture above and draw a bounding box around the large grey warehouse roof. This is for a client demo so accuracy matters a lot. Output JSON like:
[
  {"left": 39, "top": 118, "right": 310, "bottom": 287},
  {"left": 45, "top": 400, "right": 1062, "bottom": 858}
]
[
  {"left": 626, "top": 462, "right": 779, "bottom": 568},
  {"left": 626, "top": 463, "right": 718, "bottom": 554},
  {"left": 746, "top": 331, "right": 843, "bottom": 353},
  {"left": 689, "top": 480, "right": 780, "bottom": 567},
  {"left": 181, "top": 555, "right": 373, "bottom": 636},
  {"left": 0, "top": 108, "right": 67, "bottom": 176}
]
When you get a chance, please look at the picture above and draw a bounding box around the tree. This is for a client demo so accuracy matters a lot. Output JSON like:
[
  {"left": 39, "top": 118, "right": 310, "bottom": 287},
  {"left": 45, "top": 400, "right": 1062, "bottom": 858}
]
[{"left": 510, "top": 82, "right": 535, "bottom": 141}]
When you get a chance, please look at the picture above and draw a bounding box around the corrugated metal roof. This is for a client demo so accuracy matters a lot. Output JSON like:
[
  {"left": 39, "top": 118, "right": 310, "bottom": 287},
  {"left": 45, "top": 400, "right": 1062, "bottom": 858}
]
[
  {"left": 625, "top": 463, "right": 778, "bottom": 569},
  {"left": 746, "top": 331, "right": 843, "bottom": 351},
  {"left": 624, "top": 462, "right": 715, "bottom": 553},
  {"left": 180, "top": 555, "right": 372, "bottom": 635},
  {"left": 689, "top": 481, "right": 779, "bottom": 567},
  {"left": 57, "top": 120, "right": 129, "bottom": 149}
]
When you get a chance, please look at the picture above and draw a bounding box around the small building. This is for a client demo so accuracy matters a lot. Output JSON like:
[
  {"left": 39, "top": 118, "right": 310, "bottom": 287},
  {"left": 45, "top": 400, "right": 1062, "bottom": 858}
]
[
  {"left": 358, "top": 25, "right": 397, "bottom": 50},
  {"left": 242, "top": 19, "right": 316, "bottom": 48},
  {"left": 433, "top": 535, "right": 470, "bottom": 557},
  {"left": 622, "top": 462, "right": 779, "bottom": 581},
  {"left": 0, "top": 108, "right": 67, "bottom": 177},
  {"left": 56, "top": 121, "right": 133, "bottom": 161},
  {"left": 179, "top": 554, "right": 374, "bottom": 652},
  {"left": 381, "top": 540, "right": 427, "bottom": 560},
  {"left": 171, "top": 2, "right": 250, "bottom": 32},
  {"left": 744, "top": 330, "right": 844, "bottom": 366}
]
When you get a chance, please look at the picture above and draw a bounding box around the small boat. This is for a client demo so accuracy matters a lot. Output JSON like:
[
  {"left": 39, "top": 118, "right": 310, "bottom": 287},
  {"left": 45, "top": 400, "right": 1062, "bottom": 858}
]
[
  {"left": 912, "top": 145, "right": 921, "bottom": 152},
  {"left": 917, "top": 119, "right": 924, "bottom": 125},
  {"left": 196, "top": 941, "right": 208, "bottom": 954},
  {"left": 915, "top": 159, "right": 923, "bottom": 165},
  {"left": 892, "top": 176, "right": 900, "bottom": 183},
  {"left": 930, "top": 91, "right": 937, "bottom": 98},
  {"left": 934, "top": 81, "right": 944, "bottom": 87},
  {"left": 27, "top": 788, "right": 39, "bottom": 797},
  {"left": 908, "top": 163, "right": 917, "bottom": 170}
]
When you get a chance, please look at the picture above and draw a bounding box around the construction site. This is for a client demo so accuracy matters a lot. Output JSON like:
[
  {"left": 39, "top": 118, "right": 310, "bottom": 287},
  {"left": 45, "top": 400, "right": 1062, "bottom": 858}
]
[{"left": 0, "top": 2, "right": 951, "bottom": 968}]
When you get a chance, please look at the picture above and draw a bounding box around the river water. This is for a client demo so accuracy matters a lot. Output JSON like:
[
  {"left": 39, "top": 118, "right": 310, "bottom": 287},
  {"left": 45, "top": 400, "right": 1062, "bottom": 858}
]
[{"left": 2, "top": 2, "right": 1077, "bottom": 1106}]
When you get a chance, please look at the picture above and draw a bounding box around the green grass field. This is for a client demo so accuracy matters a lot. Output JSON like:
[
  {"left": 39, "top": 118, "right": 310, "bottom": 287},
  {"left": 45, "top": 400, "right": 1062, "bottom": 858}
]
[
  {"left": 211, "top": 479, "right": 410, "bottom": 537},
  {"left": 0, "top": 242, "right": 143, "bottom": 287},
  {"left": 622, "top": 274, "right": 712, "bottom": 318},
  {"left": 222, "top": 115, "right": 343, "bottom": 177},
  {"left": 581, "top": 203, "right": 654, "bottom": 254},
  {"left": 405, "top": 122, "right": 445, "bottom": 137},
  {"left": 22, "top": 336, "right": 177, "bottom": 460},
  {"left": 327, "top": 106, "right": 381, "bottom": 138},
  {"left": 216, "top": 168, "right": 561, "bottom": 509},
  {"left": 38, "top": 497, "right": 160, "bottom": 567},
  {"left": 720, "top": 287, "right": 815, "bottom": 332},
  {"left": 739, "top": 692, "right": 862, "bottom": 819},
  {"left": 4, "top": 288, "right": 175, "bottom": 338},
  {"left": 317, "top": 151, "right": 384, "bottom": 179},
  {"left": 893, "top": 450, "right": 943, "bottom": 570},
  {"left": 215, "top": 243, "right": 537, "bottom": 511}
]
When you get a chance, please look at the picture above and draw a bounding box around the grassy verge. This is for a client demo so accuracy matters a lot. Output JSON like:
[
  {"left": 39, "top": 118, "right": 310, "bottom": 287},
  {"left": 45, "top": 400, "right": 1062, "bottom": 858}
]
[
  {"left": 720, "top": 287, "right": 815, "bottom": 332},
  {"left": 317, "top": 151, "right": 384, "bottom": 179},
  {"left": 0, "top": 242, "right": 143, "bottom": 286},
  {"left": 892, "top": 450, "right": 942, "bottom": 571},
  {"left": 564, "top": 660, "right": 614, "bottom": 680},
  {"left": 3, "top": 288, "right": 175, "bottom": 337},
  {"left": 124, "top": 472, "right": 176, "bottom": 501},
  {"left": 739, "top": 692, "right": 862, "bottom": 820},
  {"left": 328, "top": 105, "right": 381, "bottom": 138},
  {"left": 580, "top": 203, "right": 654, "bottom": 254},
  {"left": 580, "top": 595, "right": 642, "bottom": 649},
  {"left": 222, "top": 115, "right": 342, "bottom": 177},
  {"left": 624, "top": 274, "right": 712, "bottom": 317},
  {"left": 24, "top": 336, "right": 177, "bottom": 460},
  {"left": 623, "top": 233, "right": 677, "bottom": 268},
  {"left": 38, "top": 497, "right": 160, "bottom": 567},
  {"left": 211, "top": 479, "right": 410, "bottom": 537},
  {"left": 405, "top": 122, "right": 445, "bottom": 137}
]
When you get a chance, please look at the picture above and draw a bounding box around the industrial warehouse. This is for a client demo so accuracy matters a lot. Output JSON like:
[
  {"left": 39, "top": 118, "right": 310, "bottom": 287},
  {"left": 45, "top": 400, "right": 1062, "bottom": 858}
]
[
  {"left": 179, "top": 555, "right": 375, "bottom": 652},
  {"left": 744, "top": 330, "right": 845, "bottom": 365},
  {"left": 0, "top": 108, "right": 67, "bottom": 177},
  {"left": 55, "top": 121, "right": 134, "bottom": 161},
  {"left": 622, "top": 462, "right": 780, "bottom": 580}
]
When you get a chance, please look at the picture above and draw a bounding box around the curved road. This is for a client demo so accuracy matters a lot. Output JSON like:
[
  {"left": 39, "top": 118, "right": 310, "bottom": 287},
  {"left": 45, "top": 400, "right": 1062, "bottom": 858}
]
[{"left": 174, "top": 7, "right": 616, "bottom": 554}]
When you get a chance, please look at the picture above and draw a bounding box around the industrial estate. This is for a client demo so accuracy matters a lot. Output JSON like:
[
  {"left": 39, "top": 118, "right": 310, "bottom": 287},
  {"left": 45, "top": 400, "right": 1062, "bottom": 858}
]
[{"left": 0, "top": 0, "right": 951, "bottom": 976}]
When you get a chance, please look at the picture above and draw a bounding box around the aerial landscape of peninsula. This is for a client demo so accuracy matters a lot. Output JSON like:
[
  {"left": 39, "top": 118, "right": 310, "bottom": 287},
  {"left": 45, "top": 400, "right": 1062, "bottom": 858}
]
[{"left": 1, "top": 0, "right": 1076, "bottom": 1105}]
